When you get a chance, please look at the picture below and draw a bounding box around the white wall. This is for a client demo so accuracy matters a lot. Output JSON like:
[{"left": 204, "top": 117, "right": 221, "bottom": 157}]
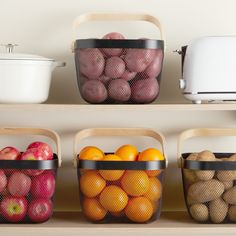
[{"left": 1, "top": 0, "right": 236, "bottom": 212}]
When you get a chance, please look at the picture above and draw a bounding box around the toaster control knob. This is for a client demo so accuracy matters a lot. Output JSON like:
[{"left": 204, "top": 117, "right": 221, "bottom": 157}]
[{"left": 179, "top": 79, "right": 186, "bottom": 90}]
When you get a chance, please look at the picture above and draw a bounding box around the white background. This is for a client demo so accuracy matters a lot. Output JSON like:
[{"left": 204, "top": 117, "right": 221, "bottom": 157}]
[{"left": 1, "top": 0, "right": 236, "bottom": 212}]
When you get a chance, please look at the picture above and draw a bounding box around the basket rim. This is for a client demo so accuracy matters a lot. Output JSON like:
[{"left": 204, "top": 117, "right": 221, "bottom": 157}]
[
  {"left": 77, "top": 159, "right": 166, "bottom": 170},
  {"left": 74, "top": 38, "right": 164, "bottom": 50},
  {"left": 180, "top": 152, "right": 236, "bottom": 170},
  {"left": 0, "top": 153, "right": 58, "bottom": 170}
]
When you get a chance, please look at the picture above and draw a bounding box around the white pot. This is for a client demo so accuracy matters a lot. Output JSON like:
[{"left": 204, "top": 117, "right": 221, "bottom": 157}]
[{"left": 0, "top": 44, "right": 65, "bottom": 103}]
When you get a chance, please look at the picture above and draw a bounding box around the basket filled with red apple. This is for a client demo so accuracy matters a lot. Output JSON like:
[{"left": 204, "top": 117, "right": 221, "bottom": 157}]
[
  {"left": 0, "top": 136, "right": 59, "bottom": 223},
  {"left": 73, "top": 13, "right": 165, "bottom": 104}
]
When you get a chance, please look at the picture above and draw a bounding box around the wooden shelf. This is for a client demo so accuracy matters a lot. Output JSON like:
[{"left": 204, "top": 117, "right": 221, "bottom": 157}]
[
  {"left": 1, "top": 103, "right": 236, "bottom": 111},
  {"left": 1, "top": 211, "right": 236, "bottom": 236}
]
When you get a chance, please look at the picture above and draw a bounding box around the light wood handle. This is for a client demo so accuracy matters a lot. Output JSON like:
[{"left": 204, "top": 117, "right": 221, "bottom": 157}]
[
  {"left": 74, "top": 128, "right": 167, "bottom": 167},
  {"left": 177, "top": 128, "right": 236, "bottom": 167},
  {"left": 0, "top": 127, "right": 61, "bottom": 167},
  {"left": 73, "top": 12, "right": 165, "bottom": 41}
]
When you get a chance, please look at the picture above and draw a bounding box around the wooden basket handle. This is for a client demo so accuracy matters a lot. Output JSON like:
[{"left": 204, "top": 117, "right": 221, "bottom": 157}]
[
  {"left": 177, "top": 128, "right": 236, "bottom": 167},
  {"left": 73, "top": 12, "right": 165, "bottom": 40},
  {"left": 74, "top": 128, "right": 167, "bottom": 167},
  {"left": 0, "top": 127, "right": 61, "bottom": 167}
]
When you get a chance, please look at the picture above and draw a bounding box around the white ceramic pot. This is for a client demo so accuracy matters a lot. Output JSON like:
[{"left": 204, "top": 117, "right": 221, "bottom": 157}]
[{"left": 0, "top": 44, "right": 65, "bottom": 103}]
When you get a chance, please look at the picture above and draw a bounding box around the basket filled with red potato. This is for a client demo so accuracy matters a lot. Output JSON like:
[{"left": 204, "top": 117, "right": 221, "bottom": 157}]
[
  {"left": 0, "top": 127, "right": 61, "bottom": 223},
  {"left": 178, "top": 128, "right": 236, "bottom": 224},
  {"left": 72, "top": 13, "right": 165, "bottom": 104}
]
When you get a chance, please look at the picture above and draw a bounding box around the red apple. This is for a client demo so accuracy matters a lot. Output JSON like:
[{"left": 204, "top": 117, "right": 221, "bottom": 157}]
[
  {"left": 27, "top": 142, "right": 53, "bottom": 160},
  {"left": 31, "top": 172, "right": 55, "bottom": 199},
  {"left": 25, "top": 169, "right": 44, "bottom": 176},
  {"left": 0, "top": 147, "right": 20, "bottom": 160},
  {"left": 1, "top": 196, "right": 27, "bottom": 222},
  {"left": 8, "top": 172, "right": 31, "bottom": 197},
  {"left": 21, "top": 148, "right": 45, "bottom": 161},
  {"left": 4, "top": 169, "right": 17, "bottom": 176},
  {"left": 1, "top": 188, "right": 10, "bottom": 197},
  {"left": 28, "top": 198, "right": 53, "bottom": 222},
  {"left": 0, "top": 170, "right": 7, "bottom": 193}
]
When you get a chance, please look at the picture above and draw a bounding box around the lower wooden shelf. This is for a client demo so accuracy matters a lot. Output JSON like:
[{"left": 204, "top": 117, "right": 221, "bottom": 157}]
[{"left": 1, "top": 211, "right": 236, "bottom": 236}]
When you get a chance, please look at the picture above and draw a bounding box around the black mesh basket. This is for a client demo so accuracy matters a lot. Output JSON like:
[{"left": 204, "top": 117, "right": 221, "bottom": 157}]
[
  {"left": 77, "top": 159, "right": 166, "bottom": 223},
  {"left": 0, "top": 127, "right": 61, "bottom": 224},
  {"left": 72, "top": 13, "right": 165, "bottom": 104},
  {"left": 179, "top": 128, "right": 236, "bottom": 224},
  {"left": 74, "top": 128, "right": 168, "bottom": 223}
]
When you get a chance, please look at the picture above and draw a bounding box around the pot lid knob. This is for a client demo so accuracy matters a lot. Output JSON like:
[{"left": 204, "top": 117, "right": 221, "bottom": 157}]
[{"left": 1, "top": 43, "right": 18, "bottom": 53}]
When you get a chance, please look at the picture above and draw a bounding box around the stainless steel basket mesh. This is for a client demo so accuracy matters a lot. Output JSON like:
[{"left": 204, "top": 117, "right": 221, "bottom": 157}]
[{"left": 77, "top": 159, "right": 165, "bottom": 223}]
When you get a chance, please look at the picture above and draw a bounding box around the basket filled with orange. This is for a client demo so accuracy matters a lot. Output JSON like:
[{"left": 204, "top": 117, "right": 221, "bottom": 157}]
[{"left": 74, "top": 128, "right": 167, "bottom": 223}]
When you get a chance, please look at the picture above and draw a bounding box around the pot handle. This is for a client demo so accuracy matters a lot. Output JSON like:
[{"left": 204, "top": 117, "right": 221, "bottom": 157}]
[
  {"left": 72, "top": 12, "right": 166, "bottom": 52},
  {"left": 177, "top": 128, "right": 236, "bottom": 168},
  {"left": 52, "top": 61, "right": 66, "bottom": 70},
  {"left": 0, "top": 127, "right": 62, "bottom": 167},
  {"left": 74, "top": 127, "right": 168, "bottom": 168},
  {"left": 55, "top": 61, "right": 66, "bottom": 67}
]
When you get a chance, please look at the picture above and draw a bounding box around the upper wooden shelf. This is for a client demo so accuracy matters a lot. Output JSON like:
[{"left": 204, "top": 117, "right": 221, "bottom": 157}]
[
  {"left": 1, "top": 211, "right": 236, "bottom": 236},
  {"left": 0, "top": 103, "right": 236, "bottom": 111}
]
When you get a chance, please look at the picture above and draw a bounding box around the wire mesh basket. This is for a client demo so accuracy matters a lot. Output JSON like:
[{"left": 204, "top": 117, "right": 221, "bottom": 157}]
[
  {"left": 74, "top": 128, "right": 168, "bottom": 223},
  {"left": 178, "top": 128, "right": 236, "bottom": 223},
  {"left": 0, "top": 127, "right": 61, "bottom": 223},
  {"left": 72, "top": 13, "right": 165, "bottom": 104}
]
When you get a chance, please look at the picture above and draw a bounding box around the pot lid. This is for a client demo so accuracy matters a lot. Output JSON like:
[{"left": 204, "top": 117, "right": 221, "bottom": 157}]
[{"left": 0, "top": 44, "right": 54, "bottom": 61}]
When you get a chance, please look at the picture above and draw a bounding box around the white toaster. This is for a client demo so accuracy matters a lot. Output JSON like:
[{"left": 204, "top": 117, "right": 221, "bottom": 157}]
[{"left": 179, "top": 36, "right": 236, "bottom": 104}]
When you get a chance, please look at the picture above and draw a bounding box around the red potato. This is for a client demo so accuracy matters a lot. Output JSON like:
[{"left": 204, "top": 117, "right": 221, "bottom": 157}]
[
  {"left": 108, "top": 79, "right": 131, "bottom": 102},
  {"left": 105, "top": 57, "right": 126, "bottom": 79},
  {"left": 144, "top": 49, "right": 163, "bottom": 78},
  {"left": 79, "top": 48, "right": 105, "bottom": 79},
  {"left": 121, "top": 70, "right": 137, "bottom": 81},
  {"left": 102, "top": 32, "right": 125, "bottom": 56},
  {"left": 79, "top": 76, "right": 89, "bottom": 86},
  {"left": 131, "top": 78, "right": 159, "bottom": 103},
  {"left": 82, "top": 80, "right": 108, "bottom": 103},
  {"left": 125, "top": 49, "right": 156, "bottom": 73},
  {"left": 98, "top": 75, "right": 112, "bottom": 85},
  {"left": 81, "top": 74, "right": 111, "bottom": 85}
]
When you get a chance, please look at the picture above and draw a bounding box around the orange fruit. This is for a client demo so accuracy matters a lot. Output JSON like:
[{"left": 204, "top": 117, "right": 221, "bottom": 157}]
[
  {"left": 99, "top": 185, "right": 128, "bottom": 212},
  {"left": 151, "top": 200, "right": 159, "bottom": 213},
  {"left": 125, "top": 197, "right": 153, "bottom": 223},
  {"left": 99, "top": 154, "right": 125, "bottom": 181},
  {"left": 79, "top": 146, "right": 104, "bottom": 160},
  {"left": 83, "top": 197, "right": 107, "bottom": 221},
  {"left": 80, "top": 171, "right": 106, "bottom": 197},
  {"left": 143, "top": 177, "right": 162, "bottom": 202},
  {"left": 115, "top": 145, "right": 138, "bottom": 161},
  {"left": 138, "top": 148, "right": 164, "bottom": 177},
  {"left": 102, "top": 154, "right": 121, "bottom": 161},
  {"left": 138, "top": 148, "right": 164, "bottom": 161},
  {"left": 146, "top": 170, "right": 162, "bottom": 177},
  {"left": 121, "top": 171, "right": 149, "bottom": 196}
]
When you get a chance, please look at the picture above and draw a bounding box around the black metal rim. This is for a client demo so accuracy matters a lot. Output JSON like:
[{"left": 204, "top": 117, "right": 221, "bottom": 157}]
[
  {"left": 181, "top": 152, "right": 236, "bottom": 170},
  {"left": 75, "top": 39, "right": 164, "bottom": 50},
  {"left": 78, "top": 159, "right": 166, "bottom": 170},
  {"left": 0, "top": 154, "right": 58, "bottom": 170}
]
